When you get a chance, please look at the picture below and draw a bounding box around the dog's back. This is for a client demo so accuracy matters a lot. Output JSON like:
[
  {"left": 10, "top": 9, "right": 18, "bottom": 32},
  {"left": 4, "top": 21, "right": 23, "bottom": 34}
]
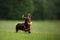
[{"left": 16, "top": 23, "right": 24, "bottom": 32}]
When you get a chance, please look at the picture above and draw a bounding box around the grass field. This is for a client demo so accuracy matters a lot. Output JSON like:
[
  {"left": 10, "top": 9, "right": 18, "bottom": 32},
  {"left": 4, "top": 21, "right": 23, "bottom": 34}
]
[{"left": 0, "top": 20, "right": 60, "bottom": 40}]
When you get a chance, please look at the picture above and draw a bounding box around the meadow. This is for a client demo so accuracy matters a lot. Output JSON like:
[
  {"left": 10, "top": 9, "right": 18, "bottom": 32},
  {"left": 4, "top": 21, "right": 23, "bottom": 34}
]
[{"left": 0, "top": 20, "right": 60, "bottom": 40}]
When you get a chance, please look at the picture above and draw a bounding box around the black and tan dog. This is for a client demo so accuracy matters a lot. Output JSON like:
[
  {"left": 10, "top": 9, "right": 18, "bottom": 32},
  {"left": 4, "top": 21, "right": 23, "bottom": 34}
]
[{"left": 16, "top": 13, "right": 32, "bottom": 33}]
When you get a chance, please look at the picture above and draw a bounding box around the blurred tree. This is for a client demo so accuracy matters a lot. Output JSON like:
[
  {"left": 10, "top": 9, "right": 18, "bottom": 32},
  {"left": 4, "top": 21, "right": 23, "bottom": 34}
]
[{"left": 0, "top": 0, "right": 60, "bottom": 20}]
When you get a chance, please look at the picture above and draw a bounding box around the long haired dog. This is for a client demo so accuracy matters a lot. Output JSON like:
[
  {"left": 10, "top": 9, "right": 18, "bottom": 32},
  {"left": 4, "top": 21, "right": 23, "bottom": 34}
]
[{"left": 16, "top": 13, "right": 32, "bottom": 33}]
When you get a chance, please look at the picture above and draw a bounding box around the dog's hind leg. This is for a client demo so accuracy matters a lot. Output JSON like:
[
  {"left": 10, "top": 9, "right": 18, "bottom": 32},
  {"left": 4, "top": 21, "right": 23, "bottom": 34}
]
[
  {"left": 16, "top": 29, "right": 18, "bottom": 32},
  {"left": 16, "top": 27, "right": 19, "bottom": 33}
]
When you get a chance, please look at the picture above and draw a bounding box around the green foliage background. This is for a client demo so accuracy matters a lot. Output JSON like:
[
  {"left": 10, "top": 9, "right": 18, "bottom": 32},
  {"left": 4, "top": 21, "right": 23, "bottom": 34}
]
[{"left": 0, "top": 0, "right": 60, "bottom": 20}]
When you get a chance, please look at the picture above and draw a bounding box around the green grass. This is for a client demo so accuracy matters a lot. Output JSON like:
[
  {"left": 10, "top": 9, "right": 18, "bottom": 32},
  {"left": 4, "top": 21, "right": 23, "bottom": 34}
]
[{"left": 0, "top": 20, "right": 60, "bottom": 40}]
